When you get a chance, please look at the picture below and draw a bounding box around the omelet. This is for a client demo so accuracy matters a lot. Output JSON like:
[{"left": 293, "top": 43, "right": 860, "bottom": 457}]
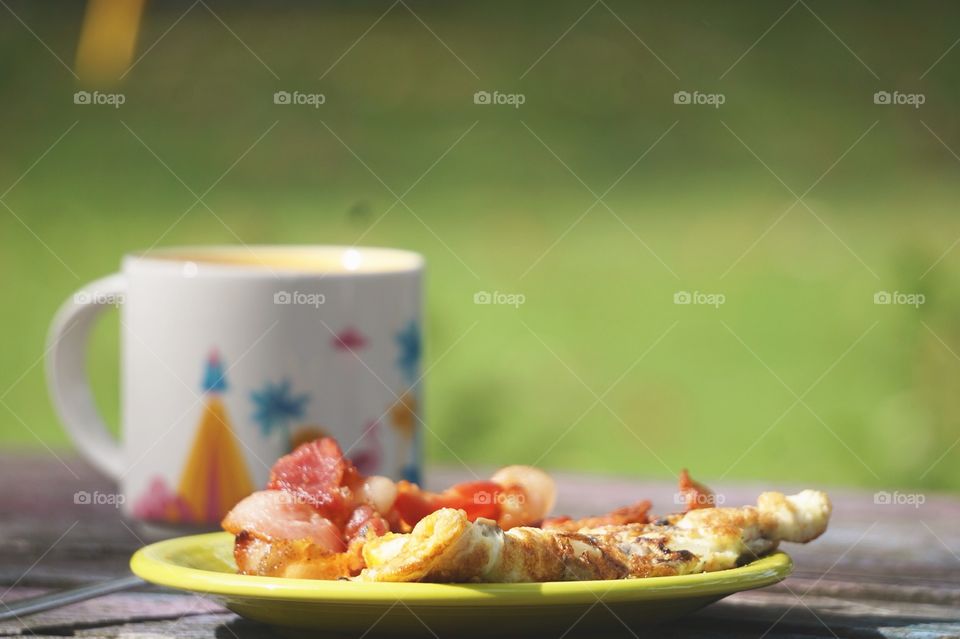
[{"left": 358, "top": 490, "right": 831, "bottom": 582}]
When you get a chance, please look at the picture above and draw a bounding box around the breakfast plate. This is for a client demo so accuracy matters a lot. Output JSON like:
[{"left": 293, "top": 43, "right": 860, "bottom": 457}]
[{"left": 131, "top": 531, "right": 792, "bottom": 636}]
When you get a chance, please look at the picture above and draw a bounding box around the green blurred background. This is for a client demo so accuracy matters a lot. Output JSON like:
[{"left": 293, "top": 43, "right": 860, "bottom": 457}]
[{"left": 2, "top": 1, "right": 958, "bottom": 490}]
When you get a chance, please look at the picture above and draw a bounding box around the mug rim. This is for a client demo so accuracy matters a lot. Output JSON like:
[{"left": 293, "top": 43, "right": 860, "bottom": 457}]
[{"left": 124, "top": 245, "right": 425, "bottom": 278}]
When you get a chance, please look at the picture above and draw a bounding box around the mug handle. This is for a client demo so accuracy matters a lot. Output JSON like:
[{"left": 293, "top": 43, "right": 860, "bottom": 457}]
[{"left": 46, "top": 273, "right": 127, "bottom": 479}]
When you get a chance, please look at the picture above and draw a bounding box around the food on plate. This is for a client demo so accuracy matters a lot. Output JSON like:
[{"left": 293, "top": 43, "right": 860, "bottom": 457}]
[
  {"left": 358, "top": 490, "right": 831, "bottom": 582},
  {"left": 222, "top": 437, "right": 832, "bottom": 583},
  {"left": 538, "top": 468, "right": 714, "bottom": 532},
  {"left": 222, "top": 437, "right": 557, "bottom": 578}
]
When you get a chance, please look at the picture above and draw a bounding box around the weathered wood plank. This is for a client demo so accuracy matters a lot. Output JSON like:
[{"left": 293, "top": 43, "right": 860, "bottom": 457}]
[
  {"left": 1, "top": 455, "right": 959, "bottom": 638},
  {"left": 4, "top": 587, "right": 960, "bottom": 639},
  {"left": 0, "top": 590, "right": 223, "bottom": 637}
]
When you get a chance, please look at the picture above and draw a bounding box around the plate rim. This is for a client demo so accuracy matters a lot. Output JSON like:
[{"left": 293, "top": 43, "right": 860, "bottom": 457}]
[{"left": 131, "top": 531, "right": 793, "bottom": 605}]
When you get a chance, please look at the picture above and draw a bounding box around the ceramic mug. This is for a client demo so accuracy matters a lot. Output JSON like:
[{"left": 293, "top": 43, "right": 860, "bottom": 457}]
[{"left": 46, "top": 245, "right": 424, "bottom": 525}]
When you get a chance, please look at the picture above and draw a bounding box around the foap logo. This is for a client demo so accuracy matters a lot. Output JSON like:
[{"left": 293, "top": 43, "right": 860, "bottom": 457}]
[
  {"left": 674, "top": 290, "right": 725, "bottom": 308},
  {"left": 874, "top": 490, "right": 925, "bottom": 508},
  {"left": 276, "top": 492, "right": 314, "bottom": 506},
  {"left": 474, "top": 489, "right": 525, "bottom": 508},
  {"left": 74, "top": 490, "right": 126, "bottom": 508},
  {"left": 873, "top": 90, "right": 925, "bottom": 108},
  {"left": 473, "top": 90, "right": 525, "bottom": 108},
  {"left": 474, "top": 290, "right": 526, "bottom": 308},
  {"left": 673, "top": 491, "right": 726, "bottom": 507},
  {"left": 274, "top": 290, "right": 326, "bottom": 308},
  {"left": 73, "top": 290, "right": 125, "bottom": 306},
  {"left": 73, "top": 90, "right": 125, "bottom": 108},
  {"left": 273, "top": 90, "right": 326, "bottom": 108},
  {"left": 673, "top": 90, "right": 725, "bottom": 108},
  {"left": 874, "top": 290, "right": 925, "bottom": 308}
]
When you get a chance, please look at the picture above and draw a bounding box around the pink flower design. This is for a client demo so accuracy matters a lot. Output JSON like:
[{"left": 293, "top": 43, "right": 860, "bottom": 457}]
[
  {"left": 132, "top": 476, "right": 193, "bottom": 523},
  {"left": 330, "top": 327, "right": 368, "bottom": 351}
]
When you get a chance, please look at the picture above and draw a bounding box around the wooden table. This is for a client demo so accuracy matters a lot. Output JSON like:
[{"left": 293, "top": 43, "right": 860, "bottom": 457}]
[{"left": 1, "top": 455, "right": 958, "bottom": 638}]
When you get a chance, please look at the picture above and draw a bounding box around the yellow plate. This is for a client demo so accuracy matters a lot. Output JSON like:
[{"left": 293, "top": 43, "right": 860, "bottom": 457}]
[{"left": 131, "top": 531, "right": 791, "bottom": 636}]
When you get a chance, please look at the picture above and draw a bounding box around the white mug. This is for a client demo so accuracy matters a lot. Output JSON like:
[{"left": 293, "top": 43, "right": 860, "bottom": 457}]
[{"left": 46, "top": 245, "right": 424, "bottom": 525}]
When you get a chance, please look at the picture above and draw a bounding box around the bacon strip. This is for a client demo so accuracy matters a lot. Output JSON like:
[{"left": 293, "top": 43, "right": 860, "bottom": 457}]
[
  {"left": 678, "top": 468, "right": 715, "bottom": 511},
  {"left": 542, "top": 500, "right": 652, "bottom": 532},
  {"left": 266, "top": 438, "right": 358, "bottom": 524},
  {"left": 540, "top": 470, "right": 716, "bottom": 531}
]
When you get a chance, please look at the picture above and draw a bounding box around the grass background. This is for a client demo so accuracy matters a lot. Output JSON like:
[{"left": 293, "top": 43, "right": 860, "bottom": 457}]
[{"left": 2, "top": 0, "right": 960, "bottom": 490}]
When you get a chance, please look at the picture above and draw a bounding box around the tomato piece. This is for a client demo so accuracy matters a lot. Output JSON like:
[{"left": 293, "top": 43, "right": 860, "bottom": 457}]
[
  {"left": 438, "top": 480, "right": 502, "bottom": 521},
  {"left": 392, "top": 480, "right": 504, "bottom": 526},
  {"left": 392, "top": 485, "right": 437, "bottom": 526}
]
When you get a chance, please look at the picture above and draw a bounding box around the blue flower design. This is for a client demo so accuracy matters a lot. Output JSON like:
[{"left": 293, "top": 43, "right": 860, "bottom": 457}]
[
  {"left": 395, "top": 319, "right": 421, "bottom": 384},
  {"left": 250, "top": 380, "right": 310, "bottom": 437}
]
